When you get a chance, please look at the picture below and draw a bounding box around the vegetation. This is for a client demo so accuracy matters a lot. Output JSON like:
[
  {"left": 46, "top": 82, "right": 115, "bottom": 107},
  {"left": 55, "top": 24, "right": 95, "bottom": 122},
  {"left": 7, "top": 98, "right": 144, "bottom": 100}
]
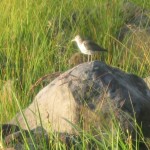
[{"left": 0, "top": 0, "right": 150, "bottom": 149}]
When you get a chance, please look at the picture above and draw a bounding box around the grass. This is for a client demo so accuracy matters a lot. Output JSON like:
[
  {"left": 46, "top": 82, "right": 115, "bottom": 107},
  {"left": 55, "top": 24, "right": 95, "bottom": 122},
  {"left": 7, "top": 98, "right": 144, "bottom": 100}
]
[{"left": 0, "top": 0, "right": 150, "bottom": 149}]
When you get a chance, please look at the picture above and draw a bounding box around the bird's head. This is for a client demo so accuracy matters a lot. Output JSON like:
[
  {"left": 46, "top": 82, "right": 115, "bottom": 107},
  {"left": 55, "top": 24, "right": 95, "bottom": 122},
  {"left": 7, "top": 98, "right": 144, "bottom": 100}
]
[{"left": 71, "top": 35, "right": 82, "bottom": 43}]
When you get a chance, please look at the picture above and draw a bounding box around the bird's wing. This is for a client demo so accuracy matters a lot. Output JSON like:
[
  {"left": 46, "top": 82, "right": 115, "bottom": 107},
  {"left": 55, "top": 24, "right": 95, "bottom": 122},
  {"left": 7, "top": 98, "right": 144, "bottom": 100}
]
[{"left": 83, "top": 40, "right": 107, "bottom": 52}]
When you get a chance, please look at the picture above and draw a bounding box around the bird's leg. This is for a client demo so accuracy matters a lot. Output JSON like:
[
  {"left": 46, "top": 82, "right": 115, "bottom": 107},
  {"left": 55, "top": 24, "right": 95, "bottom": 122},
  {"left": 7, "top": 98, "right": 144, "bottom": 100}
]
[
  {"left": 91, "top": 55, "right": 93, "bottom": 62},
  {"left": 88, "top": 55, "right": 89, "bottom": 62}
]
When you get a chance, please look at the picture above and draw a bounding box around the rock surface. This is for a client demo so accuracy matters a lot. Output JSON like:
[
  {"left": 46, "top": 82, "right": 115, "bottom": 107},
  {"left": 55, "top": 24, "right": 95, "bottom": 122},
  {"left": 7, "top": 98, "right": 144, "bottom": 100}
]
[{"left": 9, "top": 61, "right": 150, "bottom": 138}]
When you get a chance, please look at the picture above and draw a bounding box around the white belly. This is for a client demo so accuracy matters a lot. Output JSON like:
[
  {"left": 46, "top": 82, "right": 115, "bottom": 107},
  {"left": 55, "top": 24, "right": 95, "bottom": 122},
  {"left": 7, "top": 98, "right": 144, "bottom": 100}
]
[{"left": 77, "top": 43, "right": 92, "bottom": 55}]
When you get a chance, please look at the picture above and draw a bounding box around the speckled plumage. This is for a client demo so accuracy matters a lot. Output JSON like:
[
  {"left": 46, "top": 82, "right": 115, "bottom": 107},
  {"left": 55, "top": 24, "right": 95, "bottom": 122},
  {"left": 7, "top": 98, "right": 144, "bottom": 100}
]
[{"left": 72, "top": 35, "right": 107, "bottom": 61}]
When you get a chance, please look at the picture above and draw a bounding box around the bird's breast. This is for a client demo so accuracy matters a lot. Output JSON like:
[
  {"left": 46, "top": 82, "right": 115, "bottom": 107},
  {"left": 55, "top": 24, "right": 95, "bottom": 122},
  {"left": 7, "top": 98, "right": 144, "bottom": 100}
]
[{"left": 77, "top": 43, "right": 92, "bottom": 55}]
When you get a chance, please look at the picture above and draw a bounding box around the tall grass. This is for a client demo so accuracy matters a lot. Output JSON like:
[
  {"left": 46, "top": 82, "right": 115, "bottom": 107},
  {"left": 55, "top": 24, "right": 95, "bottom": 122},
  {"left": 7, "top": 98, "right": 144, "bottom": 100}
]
[{"left": 0, "top": 0, "right": 150, "bottom": 149}]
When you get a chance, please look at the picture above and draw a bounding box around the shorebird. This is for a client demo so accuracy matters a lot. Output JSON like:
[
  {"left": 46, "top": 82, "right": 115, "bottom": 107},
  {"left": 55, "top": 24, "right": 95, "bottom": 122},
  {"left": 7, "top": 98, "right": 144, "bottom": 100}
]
[{"left": 71, "top": 35, "right": 107, "bottom": 62}]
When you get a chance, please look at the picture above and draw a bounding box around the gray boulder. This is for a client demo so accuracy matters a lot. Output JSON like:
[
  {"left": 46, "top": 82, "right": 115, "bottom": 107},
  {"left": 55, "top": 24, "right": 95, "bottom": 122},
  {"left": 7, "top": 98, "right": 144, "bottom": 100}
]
[{"left": 10, "top": 61, "right": 150, "bottom": 138}]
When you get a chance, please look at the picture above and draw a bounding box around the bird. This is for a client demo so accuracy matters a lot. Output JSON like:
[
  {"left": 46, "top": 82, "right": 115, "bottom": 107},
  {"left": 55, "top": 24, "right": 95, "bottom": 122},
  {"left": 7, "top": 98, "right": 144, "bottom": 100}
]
[{"left": 71, "top": 35, "right": 107, "bottom": 62}]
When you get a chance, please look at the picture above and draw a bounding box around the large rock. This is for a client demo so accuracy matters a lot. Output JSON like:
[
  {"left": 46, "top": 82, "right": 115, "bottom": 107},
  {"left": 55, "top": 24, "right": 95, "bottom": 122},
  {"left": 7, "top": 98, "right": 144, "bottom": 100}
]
[{"left": 10, "top": 61, "right": 150, "bottom": 138}]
